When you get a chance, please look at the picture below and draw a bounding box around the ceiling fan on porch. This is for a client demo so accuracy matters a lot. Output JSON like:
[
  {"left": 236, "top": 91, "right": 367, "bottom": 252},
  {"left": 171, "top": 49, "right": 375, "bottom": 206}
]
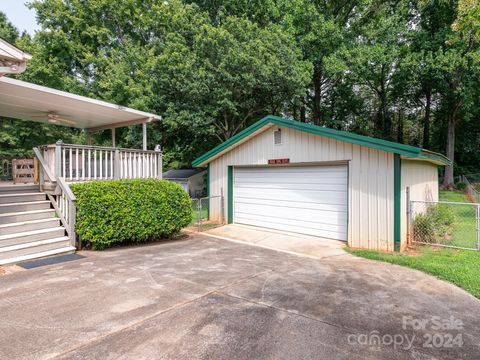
[
  {"left": 29, "top": 111, "right": 76, "bottom": 126},
  {"left": 46, "top": 112, "right": 76, "bottom": 126}
]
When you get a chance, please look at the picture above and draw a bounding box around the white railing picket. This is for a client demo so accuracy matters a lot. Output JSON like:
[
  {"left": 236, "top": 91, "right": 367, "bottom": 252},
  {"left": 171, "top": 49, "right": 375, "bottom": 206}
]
[
  {"left": 44, "top": 143, "right": 162, "bottom": 183},
  {"left": 82, "top": 148, "right": 85, "bottom": 180},
  {"left": 75, "top": 148, "right": 79, "bottom": 181},
  {"left": 88, "top": 149, "right": 91, "bottom": 180},
  {"left": 99, "top": 150, "right": 103, "bottom": 180}
]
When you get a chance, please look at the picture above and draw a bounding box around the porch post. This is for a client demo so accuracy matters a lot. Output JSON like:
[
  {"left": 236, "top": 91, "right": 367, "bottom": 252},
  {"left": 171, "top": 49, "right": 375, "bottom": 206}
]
[
  {"left": 113, "top": 148, "right": 120, "bottom": 180},
  {"left": 54, "top": 140, "right": 63, "bottom": 178},
  {"left": 85, "top": 130, "right": 92, "bottom": 145},
  {"left": 142, "top": 123, "right": 147, "bottom": 150},
  {"left": 155, "top": 144, "right": 162, "bottom": 179},
  {"left": 111, "top": 128, "right": 116, "bottom": 147}
]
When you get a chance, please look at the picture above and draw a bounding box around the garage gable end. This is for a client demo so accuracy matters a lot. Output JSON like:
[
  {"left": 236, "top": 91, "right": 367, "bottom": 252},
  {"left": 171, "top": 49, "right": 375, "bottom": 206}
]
[{"left": 192, "top": 115, "right": 450, "bottom": 167}]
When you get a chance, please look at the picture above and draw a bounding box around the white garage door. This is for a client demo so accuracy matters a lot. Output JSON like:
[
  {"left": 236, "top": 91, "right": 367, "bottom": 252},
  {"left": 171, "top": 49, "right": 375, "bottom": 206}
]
[{"left": 233, "top": 165, "right": 348, "bottom": 240}]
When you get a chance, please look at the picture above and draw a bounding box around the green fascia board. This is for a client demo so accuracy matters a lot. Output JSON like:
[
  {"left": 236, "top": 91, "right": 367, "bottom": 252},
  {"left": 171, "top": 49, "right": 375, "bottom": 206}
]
[
  {"left": 227, "top": 166, "right": 233, "bottom": 224},
  {"left": 418, "top": 149, "right": 451, "bottom": 166},
  {"left": 394, "top": 154, "right": 401, "bottom": 252},
  {"left": 192, "top": 115, "right": 450, "bottom": 167}
]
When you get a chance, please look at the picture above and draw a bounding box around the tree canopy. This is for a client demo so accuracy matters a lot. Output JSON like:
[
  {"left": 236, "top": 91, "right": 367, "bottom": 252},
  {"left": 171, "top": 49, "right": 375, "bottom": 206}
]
[{"left": 0, "top": 0, "right": 479, "bottom": 184}]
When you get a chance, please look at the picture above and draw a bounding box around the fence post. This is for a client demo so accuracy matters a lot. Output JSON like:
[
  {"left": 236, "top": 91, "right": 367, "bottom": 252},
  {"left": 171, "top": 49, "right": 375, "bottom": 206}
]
[
  {"left": 54, "top": 140, "right": 63, "bottom": 178},
  {"left": 477, "top": 204, "right": 480, "bottom": 251},
  {"left": 197, "top": 199, "right": 201, "bottom": 232},
  {"left": 220, "top": 187, "right": 225, "bottom": 225}
]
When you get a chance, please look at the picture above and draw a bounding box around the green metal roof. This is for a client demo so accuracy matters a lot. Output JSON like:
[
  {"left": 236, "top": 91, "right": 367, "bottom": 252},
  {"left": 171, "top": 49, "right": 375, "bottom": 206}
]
[{"left": 192, "top": 115, "right": 450, "bottom": 167}]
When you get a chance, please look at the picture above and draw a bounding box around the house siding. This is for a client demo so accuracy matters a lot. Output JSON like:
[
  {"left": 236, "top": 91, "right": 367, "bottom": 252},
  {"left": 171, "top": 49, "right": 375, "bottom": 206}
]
[
  {"left": 400, "top": 160, "right": 439, "bottom": 249},
  {"left": 208, "top": 125, "right": 395, "bottom": 251}
]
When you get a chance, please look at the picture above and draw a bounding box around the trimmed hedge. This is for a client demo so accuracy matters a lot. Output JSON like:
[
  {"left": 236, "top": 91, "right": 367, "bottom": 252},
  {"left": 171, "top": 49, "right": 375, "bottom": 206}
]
[{"left": 70, "top": 179, "right": 193, "bottom": 250}]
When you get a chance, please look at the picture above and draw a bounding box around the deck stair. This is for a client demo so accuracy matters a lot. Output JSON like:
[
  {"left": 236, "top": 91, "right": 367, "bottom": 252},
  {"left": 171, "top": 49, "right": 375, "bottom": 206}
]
[{"left": 0, "top": 185, "right": 75, "bottom": 265}]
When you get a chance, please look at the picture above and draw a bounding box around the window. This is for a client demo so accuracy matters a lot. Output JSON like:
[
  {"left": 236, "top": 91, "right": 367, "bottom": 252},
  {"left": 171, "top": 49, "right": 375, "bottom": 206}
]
[{"left": 273, "top": 128, "right": 282, "bottom": 145}]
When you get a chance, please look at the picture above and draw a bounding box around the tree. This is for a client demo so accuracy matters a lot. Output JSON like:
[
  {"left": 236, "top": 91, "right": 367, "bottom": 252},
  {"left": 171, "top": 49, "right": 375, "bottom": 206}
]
[
  {"left": 439, "top": 0, "right": 480, "bottom": 187},
  {"left": 24, "top": 0, "right": 310, "bottom": 167}
]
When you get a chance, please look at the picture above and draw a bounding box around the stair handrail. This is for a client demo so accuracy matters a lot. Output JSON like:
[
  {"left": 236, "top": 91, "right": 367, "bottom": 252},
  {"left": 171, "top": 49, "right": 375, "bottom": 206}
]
[
  {"left": 33, "top": 147, "right": 77, "bottom": 248},
  {"left": 33, "top": 147, "right": 56, "bottom": 184}
]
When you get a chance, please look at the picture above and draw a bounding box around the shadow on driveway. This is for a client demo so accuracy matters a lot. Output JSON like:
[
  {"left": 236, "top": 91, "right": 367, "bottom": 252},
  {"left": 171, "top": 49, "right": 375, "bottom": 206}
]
[{"left": 0, "top": 234, "right": 479, "bottom": 359}]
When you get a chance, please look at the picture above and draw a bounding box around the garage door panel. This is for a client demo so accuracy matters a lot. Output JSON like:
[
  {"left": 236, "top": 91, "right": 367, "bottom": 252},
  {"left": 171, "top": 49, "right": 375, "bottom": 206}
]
[
  {"left": 234, "top": 203, "right": 347, "bottom": 224},
  {"left": 236, "top": 166, "right": 347, "bottom": 175},
  {"left": 235, "top": 212, "right": 347, "bottom": 234},
  {"left": 234, "top": 188, "right": 347, "bottom": 205},
  {"left": 234, "top": 165, "right": 348, "bottom": 241},
  {"left": 235, "top": 182, "right": 348, "bottom": 192},
  {"left": 234, "top": 197, "right": 348, "bottom": 212},
  {"left": 234, "top": 215, "right": 347, "bottom": 239},
  {"left": 235, "top": 170, "right": 348, "bottom": 181}
]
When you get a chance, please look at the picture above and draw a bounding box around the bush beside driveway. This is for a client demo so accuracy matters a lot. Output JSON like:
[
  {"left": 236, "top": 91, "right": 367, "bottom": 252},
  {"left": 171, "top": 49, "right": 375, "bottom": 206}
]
[{"left": 1, "top": 234, "right": 479, "bottom": 359}]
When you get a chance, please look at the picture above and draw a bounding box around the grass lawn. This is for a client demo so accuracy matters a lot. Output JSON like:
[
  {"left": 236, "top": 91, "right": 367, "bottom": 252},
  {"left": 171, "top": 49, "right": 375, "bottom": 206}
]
[
  {"left": 348, "top": 246, "right": 480, "bottom": 298},
  {"left": 414, "top": 190, "right": 478, "bottom": 249},
  {"left": 440, "top": 190, "right": 478, "bottom": 249},
  {"left": 348, "top": 190, "right": 480, "bottom": 298},
  {"left": 190, "top": 206, "right": 208, "bottom": 224}
]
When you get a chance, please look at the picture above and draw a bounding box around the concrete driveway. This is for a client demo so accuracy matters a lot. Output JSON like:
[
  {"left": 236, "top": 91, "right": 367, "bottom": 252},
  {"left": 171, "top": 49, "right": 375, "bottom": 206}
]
[
  {"left": 0, "top": 234, "right": 479, "bottom": 360},
  {"left": 204, "top": 224, "right": 347, "bottom": 259}
]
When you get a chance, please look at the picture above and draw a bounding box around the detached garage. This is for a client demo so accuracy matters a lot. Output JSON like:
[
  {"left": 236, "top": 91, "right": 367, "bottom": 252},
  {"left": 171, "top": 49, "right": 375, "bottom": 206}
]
[{"left": 193, "top": 115, "right": 449, "bottom": 251}]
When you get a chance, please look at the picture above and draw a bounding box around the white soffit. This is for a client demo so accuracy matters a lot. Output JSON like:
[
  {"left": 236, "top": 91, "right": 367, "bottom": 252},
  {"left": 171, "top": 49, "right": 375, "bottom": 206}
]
[
  {"left": 0, "top": 38, "right": 32, "bottom": 62},
  {"left": 0, "top": 77, "right": 161, "bottom": 130}
]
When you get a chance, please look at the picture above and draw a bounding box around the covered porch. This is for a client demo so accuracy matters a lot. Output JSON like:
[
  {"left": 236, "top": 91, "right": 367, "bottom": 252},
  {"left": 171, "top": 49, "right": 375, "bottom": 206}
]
[
  {"left": 0, "top": 76, "right": 162, "bottom": 186},
  {"left": 0, "top": 76, "right": 162, "bottom": 264}
]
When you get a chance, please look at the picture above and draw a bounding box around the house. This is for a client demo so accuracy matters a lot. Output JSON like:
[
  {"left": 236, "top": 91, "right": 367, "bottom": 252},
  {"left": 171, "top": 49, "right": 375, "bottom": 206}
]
[
  {"left": 163, "top": 169, "right": 206, "bottom": 198},
  {"left": 193, "top": 115, "right": 449, "bottom": 252},
  {"left": 0, "top": 37, "right": 32, "bottom": 76},
  {"left": 0, "top": 38, "right": 162, "bottom": 265}
]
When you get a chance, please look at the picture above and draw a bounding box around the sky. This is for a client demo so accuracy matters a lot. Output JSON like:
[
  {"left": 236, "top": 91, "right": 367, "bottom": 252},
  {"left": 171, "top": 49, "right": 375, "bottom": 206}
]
[{"left": 0, "top": 0, "right": 39, "bottom": 35}]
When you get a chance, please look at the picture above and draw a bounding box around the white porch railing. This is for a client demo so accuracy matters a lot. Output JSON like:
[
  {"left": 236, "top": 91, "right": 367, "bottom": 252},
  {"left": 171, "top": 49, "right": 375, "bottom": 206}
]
[
  {"left": 33, "top": 142, "right": 163, "bottom": 248},
  {"left": 33, "top": 147, "right": 77, "bottom": 248},
  {"left": 40, "top": 141, "right": 162, "bottom": 182}
]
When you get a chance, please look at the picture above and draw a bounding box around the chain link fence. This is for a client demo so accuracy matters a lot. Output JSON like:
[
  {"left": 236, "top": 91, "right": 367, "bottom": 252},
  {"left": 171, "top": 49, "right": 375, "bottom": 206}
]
[
  {"left": 409, "top": 200, "right": 480, "bottom": 250},
  {"left": 190, "top": 195, "right": 224, "bottom": 231},
  {"left": 461, "top": 175, "right": 480, "bottom": 204}
]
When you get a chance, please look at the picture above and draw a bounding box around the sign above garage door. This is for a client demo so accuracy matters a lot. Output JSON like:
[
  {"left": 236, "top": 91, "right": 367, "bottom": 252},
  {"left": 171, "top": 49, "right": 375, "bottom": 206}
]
[{"left": 233, "top": 165, "right": 348, "bottom": 241}]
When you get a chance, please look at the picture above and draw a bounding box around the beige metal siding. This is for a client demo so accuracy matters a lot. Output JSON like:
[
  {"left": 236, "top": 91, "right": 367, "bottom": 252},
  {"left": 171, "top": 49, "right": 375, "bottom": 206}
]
[
  {"left": 208, "top": 126, "right": 395, "bottom": 251},
  {"left": 400, "top": 160, "right": 439, "bottom": 249}
]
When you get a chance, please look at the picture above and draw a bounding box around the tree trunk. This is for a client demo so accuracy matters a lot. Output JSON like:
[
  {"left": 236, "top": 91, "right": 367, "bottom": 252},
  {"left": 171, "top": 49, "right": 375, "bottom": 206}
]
[
  {"left": 396, "top": 109, "right": 404, "bottom": 143},
  {"left": 312, "top": 67, "right": 322, "bottom": 125},
  {"left": 443, "top": 114, "right": 456, "bottom": 188},
  {"left": 300, "top": 104, "right": 306, "bottom": 122},
  {"left": 422, "top": 90, "right": 431, "bottom": 149}
]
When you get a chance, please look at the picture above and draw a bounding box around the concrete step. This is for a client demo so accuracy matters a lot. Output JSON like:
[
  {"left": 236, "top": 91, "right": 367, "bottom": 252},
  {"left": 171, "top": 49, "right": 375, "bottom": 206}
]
[
  {"left": 0, "top": 227, "right": 66, "bottom": 248},
  {"left": 0, "top": 193, "right": 46, "bottom": 204},
  {"left": 0, "top": 218, "right": 61, "bottom": 235},
  {"left": 0, "top": 209, "right": 56, "bottom": 225},
  {"left": 0, "top": 201, "right": 51, "bottom": 214},
  {"left": 0, "top": 185, "right": 40, "bottom": 194},
  {"left": 0, "top": 237, "right": 74, "bottom": 264}
]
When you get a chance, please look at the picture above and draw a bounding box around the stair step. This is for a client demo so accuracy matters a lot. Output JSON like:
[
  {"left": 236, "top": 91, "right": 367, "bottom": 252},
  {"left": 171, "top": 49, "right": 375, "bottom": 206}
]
[
  {"left": 0, "top": 218, "right": 61, "bottom": 235},
  {"left": 0, "top": 193, "right": 46, "bottom": 204},
  {"left": 0, "top": 209, "right": 56, "bottom": 224},
  {"left": 0, "top": 185, "right": 40, "bottom": 194},
  {"left": 0, "top": 201, "right": 51, "bottom": 214},
  {"left": 0, "top": 237, "right": 74, "bottom": 264},
  {"left": 0, "top": 227, "right": 66, "bottom": 247}
]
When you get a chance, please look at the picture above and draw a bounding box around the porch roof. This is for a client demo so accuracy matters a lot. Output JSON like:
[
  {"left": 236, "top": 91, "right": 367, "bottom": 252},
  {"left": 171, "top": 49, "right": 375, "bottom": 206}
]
[{"left": 0, "top": 76, "right": 161, "bottom": 131}]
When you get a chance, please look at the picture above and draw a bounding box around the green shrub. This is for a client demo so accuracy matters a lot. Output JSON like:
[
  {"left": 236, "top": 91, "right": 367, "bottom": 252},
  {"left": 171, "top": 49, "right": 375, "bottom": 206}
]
[
  {"left": 71, "top": 179, "right": 193, "bottom": 250},
  {"left": 413, "top": 204, "right": 455, "bottom": 243},
  {"left": 455, "top": 182, "right": 467, "bottom": 191}
]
